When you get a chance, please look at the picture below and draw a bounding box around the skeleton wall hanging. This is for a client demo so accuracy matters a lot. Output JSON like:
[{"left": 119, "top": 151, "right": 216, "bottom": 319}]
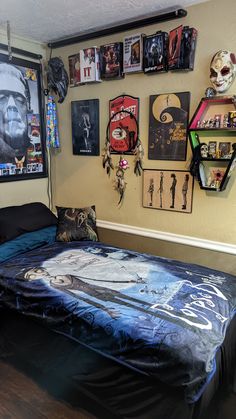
[
  {"left": 102, "top": 95, "right": 144, "bottom": 205},
  {"left": 210, "top": 50, "right": 236, "bottom": 93}
]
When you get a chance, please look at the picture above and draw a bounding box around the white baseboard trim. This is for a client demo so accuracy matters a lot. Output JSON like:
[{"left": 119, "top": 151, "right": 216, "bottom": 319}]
[{"left": 97, "top": 220, "right": 236, "bottom": 256}]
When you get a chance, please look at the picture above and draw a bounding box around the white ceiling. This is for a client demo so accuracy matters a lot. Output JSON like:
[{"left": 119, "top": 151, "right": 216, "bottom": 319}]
[{"left": 0, "top": 0, "right": 208, "bottom": 44}]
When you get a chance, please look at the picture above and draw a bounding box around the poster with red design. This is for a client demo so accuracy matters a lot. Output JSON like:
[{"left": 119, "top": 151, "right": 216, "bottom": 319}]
[{"left": 109, "top": 95, "right": 139, "bottom": 154}]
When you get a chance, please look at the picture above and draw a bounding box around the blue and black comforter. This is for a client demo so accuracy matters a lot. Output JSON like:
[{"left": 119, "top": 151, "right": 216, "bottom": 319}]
[{"left": 0, "top": 241, "right": 235, "bottom": 402}]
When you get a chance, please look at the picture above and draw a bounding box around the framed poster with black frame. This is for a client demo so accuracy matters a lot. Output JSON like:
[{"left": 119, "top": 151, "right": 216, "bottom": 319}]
[
  {"left": 0, "top": 53, "right": 47, "bottom": 182},
  {"left": 143, "top": 169, "right": 193, "bottom": 213},
  {"left": 148, "top": 92, "right": 190, "bottom": 161},
  {"left": 72, "top": 99, "right": 99, "bottom": 156}
]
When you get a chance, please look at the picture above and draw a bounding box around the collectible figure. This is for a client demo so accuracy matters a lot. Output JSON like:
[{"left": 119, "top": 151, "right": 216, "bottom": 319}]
[
  {"left": 68, "top": 53, "right": 81, "bottom": 86},
  {"left": 208, "top": 141, "right": 217, "bottom": 158},
  {"left": 210, "top": 50, "right": 236, "bottom": 93},
  {"left": 205, "top": 87, "right": 216, "bottom": 98},
  {"left": 228, "top": 111, "right": 236, "bottom": 127},
  {"left": 80, "top": 47, "right": 101, "bottom": 83},
  {"left": 214, "top": 114, "right": 221, "bottom": 128},
  {"left": 219, "top": 142, "right": 231, "bottom": 157},
  {"left": 200, "top": 143, "right": 208, "bottom": 158},
  {"left": 168, "top": 25, "right": 183, "bottom": 70},
  {"left": 100, "top": 42, "right": 124, "bottom": 79},
  {"left": 143, "top": 31, "right": 168, "bottom": 74},
  {"left": 223, "top": 113, "right": 229, "bottom": 128},
  {"left": 179, "top": 26, "right": 198, "bottom": 70},
  {"left": 123, "top": 33, "right": 144, "bottom": 73}
]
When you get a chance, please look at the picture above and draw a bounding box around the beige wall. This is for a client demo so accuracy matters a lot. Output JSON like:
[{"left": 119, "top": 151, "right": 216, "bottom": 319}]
[
  {"left": 0, "top": 32, "right": 49, "bottom": 208},
  {"left": 51, "top": 0, "right": 236, "bottom": 250}
]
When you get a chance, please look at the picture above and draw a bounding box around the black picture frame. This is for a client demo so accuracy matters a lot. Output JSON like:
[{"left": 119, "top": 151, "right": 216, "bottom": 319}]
[
  {"left": 0, "top": 53, "right": 47, "bottom": 182},
  {"left": 148, "top": 92, "right": 190, "bottom": 161},
  {"left": 143, "top": 169, "right": 194, "bottom": 213},
  {"left": 72, "top": 99, "right": 99, "bottom": 156}
]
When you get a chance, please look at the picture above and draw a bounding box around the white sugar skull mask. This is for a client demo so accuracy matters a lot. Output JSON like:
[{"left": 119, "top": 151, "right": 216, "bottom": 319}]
[{"left": 210, "top": 50, "right": 236, "bottom": 93}]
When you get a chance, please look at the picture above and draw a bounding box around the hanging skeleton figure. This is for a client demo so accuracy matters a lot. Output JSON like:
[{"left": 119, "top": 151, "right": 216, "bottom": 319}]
[
  {"left": 102, "top": 109, "right": 144, "bottom": 204},
  {"left": 47, "top": 57, "right": 69, "bottom": 103}
]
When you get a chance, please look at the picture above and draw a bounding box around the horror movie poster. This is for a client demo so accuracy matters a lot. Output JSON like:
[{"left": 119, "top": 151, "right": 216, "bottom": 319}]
[
  {"left": 148, "top": 92, "right": 190, "bottom": 161},
  {"left": 0, "top": 53, "right": 47, "bottom": 182},
  {"left": 72, "top": 99, "right": 99, "bottom": 156}
]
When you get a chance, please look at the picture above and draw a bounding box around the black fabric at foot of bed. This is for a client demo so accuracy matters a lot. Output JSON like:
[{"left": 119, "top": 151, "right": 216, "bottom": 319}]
[{"left": 0, "top": 309, "right": 235, "bottom": 419}]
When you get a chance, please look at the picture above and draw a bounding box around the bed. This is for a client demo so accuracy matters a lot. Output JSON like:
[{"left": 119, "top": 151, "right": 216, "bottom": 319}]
[{"left": 0, "top": 202, "right": 235, "bottom": 419}]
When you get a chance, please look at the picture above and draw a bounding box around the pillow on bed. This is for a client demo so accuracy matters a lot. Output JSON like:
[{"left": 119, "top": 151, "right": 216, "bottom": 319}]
[
  {"left": 0, "top": 202, "right": 57, "bottom": 244},
  {"left": 0, "top": 225, "right": 57, "bottom": 263},
  {"left": 56, "top": 205, "right": 98, "bottom": 242}
]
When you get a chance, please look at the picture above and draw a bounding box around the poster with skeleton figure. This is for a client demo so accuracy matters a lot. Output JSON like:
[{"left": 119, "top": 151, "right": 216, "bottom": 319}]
[
  {"left": 0, "top": 53, "right": 47, "bottom": 182},
  {"left": 148, "top": 92, "right": 190, "bottom": 161},
  {"left": 72, "top": 99, "right": 99, "bottom": 156},
  {"left": 143, "top": 169, "right": 193, "bottom": 213}
]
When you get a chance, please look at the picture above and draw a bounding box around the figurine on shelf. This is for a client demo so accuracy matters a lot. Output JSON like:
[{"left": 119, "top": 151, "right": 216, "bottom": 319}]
[
  {"left": 223, "top": 113, "right": 229, "bottom": 128},
  {"left": 200, "top": 143, "right": 209, "bottom": 158},
  {"left": 205, "top": 87, "right": 216, "bottom": 98},
  {"left": 214, "top": 114, "right": 221, "bottom": 128},
  {"left": 208, "top": 141, "right": 217, "bottom": 158}
]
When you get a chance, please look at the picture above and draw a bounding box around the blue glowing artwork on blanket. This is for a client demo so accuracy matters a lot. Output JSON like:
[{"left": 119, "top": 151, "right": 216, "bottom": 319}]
[{"left": 0, "top": 241, "right": 235, "bottom": 403}]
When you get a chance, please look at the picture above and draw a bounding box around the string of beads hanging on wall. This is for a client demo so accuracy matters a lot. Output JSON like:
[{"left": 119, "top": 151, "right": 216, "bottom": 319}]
[{"left": 102, "top": 108, "right": 144, "bottom": 205}]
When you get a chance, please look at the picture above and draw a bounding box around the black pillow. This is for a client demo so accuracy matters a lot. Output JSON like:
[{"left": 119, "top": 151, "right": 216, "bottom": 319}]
[
  {"left": 0, "top": 202, "right": 57, "bottom": 244},
  {"left": 56, "top": 205, "right": 98, "bottom": 242}
]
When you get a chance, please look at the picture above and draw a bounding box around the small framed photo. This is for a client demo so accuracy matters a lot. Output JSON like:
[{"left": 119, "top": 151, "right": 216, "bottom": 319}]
[
  {"left": 72, "top": 99, "right": 99, "bottom": 156},
  {"left": 208, "top": 141, "right": 217, "bottom": 157},
  {"left": 143, "top": 169, "right": 193, "bottom": 213},
  {"left": 219, "top": 142, "right": 231, "bottom": 157}
]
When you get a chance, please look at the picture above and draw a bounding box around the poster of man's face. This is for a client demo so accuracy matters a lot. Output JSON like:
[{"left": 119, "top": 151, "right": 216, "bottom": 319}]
[{"left": 0, "top": 54, "right": 46, "bottom": 182}]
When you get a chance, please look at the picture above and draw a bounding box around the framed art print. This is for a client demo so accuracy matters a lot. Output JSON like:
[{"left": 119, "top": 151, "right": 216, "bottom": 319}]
[
  {"left": 0, "top": 53, "right": 47, "bottom": 182},
  {"left": 148, "top": 92, "right": 190, "bottom": 161},
  {"left": 143, "top": 169, "right": 193, "bottom": 213},
  {"left": 72, "top": 99, "right": 99, "bottom": 156}
]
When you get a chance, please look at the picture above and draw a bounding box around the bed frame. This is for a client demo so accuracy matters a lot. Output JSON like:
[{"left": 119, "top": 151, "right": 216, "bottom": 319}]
[{"left": 1, "top": 308, "right": 235, "bottom": 419}]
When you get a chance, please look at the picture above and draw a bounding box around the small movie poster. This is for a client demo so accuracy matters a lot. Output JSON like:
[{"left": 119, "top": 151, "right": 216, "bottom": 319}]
[
  {"left": 80, "top": 47, "right": 101, "bottom": 83},
  {"left": 143, "top": 31, "right": 169, "bottom": 74},
  {"left": 168, "top": 25, "right": 183, "bottom": 70},
  {"left": 123, "top": 33, "right": 143, "bottom": 73},
  {"left": 100, "top": 42, "right": 124, "bottom": 79},
  {"left": 68, "top": 53, "right": 81, "bottom": 86}
]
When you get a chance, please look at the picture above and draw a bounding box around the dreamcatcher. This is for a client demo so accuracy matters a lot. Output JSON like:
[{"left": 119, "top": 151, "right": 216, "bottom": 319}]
[{"left": 102, "top": 96, "right": 144, "bottom": 205}]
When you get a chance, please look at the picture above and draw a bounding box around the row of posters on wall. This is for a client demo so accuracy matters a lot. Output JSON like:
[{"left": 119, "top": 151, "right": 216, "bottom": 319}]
[{"left": 72, "top": 92, "right": 190, "bottom": 161}]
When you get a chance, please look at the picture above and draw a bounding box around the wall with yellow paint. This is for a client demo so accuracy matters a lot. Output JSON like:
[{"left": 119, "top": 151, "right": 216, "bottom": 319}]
[{"left": 51, "top": 0, "right": 236, "bottom": 250}]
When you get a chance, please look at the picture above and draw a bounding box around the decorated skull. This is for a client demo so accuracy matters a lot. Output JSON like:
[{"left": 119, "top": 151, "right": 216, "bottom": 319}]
[
  {"left": 210, "top": 50, "right": 236, "bottom": 93},
  {"left": 200, "top": 143, "right": 208, "bottom": 158}
]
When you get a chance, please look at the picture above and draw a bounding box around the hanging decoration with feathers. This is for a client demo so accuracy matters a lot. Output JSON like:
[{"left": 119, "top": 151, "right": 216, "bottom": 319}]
[{"left": 102, "top": 95, "right": 144, "bottom": 205}]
